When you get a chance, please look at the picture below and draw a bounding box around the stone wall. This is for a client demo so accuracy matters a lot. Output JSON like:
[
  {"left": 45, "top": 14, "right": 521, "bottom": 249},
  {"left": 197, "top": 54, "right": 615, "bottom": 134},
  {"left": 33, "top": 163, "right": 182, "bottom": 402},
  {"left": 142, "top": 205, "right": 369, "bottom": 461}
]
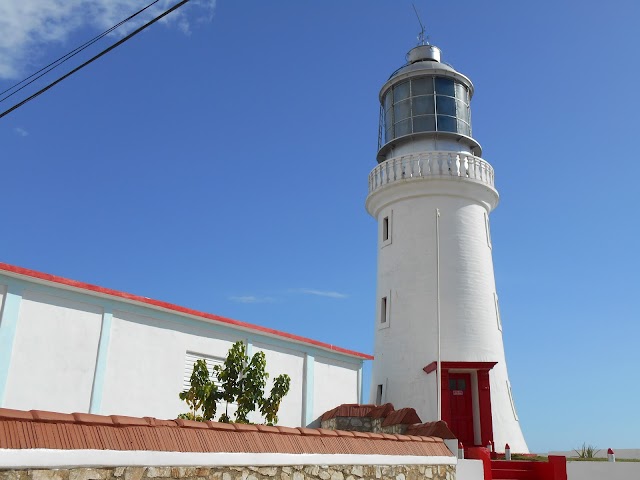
[
  {"left": 0, "top": 465, "right": 455, "bottom": 480},
  {"left": 321, "top": 417, "right": 405, "bottom": 434}
]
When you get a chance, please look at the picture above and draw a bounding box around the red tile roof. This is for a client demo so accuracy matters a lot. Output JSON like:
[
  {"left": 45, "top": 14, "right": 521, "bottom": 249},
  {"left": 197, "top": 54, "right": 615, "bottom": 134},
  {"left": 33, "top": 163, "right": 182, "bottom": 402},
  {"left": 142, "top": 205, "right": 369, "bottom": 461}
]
[
  {"left": 0, "top": 408, "right": 453, "bottom": 456},
  {"left": 381, "top": 408, "right": 422, "bottom": 427},
  {"left": 320, "top": 403, "right": 419, "bottom": 426},
  {"left": 0, "top": 262, "right": 373, "bottom": 360},
  {"left": 368, "top": 403, "right": 396, "bottom": 419},
  {"left": 405, "top": 421, "right": 456, "bottom": 440},
  {"left": 320, "top": 403, "right": 398, "bottom": 421}
]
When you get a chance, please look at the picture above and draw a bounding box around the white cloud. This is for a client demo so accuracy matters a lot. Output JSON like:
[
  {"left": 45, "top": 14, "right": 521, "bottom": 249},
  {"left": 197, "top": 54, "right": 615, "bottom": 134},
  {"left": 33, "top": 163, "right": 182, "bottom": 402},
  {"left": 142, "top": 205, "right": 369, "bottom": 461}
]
[
  {"left": 14, "top": 127, "right": 29, "bottom": 137},
  {"left": 0, "top": 0, "right": 217, "bottom": 79},
  {"left": 229, "top": 295, "right": 276, "bottom": 304},
  {"left": 296, "top": 288, "right": 349, "bottom": 299}
]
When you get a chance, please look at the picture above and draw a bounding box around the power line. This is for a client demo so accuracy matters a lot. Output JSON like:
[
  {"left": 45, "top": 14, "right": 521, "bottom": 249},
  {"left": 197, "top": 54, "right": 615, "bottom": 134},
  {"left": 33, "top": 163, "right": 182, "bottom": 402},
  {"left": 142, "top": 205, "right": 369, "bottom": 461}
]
[
  {"left": 0, "top": 0, "right": 191, "bottom": 120},
  {"left": 0, "top": 0, "right": 162, "bottom": 103}
]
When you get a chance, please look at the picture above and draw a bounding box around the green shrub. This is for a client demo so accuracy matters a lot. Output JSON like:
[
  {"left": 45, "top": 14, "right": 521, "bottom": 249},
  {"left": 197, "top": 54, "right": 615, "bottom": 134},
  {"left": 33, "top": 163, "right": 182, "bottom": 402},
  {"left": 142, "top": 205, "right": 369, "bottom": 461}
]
[{"left": 179, "top": 341, "right": 291, "bottom": 425}]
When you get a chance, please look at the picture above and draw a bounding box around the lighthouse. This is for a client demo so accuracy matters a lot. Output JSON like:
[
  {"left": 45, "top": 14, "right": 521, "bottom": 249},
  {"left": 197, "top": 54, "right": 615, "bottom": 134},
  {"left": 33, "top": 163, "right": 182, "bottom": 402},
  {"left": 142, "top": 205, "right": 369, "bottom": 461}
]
[{"left": 366, "top": 43, "right": 528, "bottom": 452}]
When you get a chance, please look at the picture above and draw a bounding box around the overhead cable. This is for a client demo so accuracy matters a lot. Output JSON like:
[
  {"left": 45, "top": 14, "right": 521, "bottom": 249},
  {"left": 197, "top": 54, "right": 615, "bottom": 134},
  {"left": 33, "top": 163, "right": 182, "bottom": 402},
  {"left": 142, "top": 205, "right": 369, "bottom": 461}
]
[
  {"left": 0, "top": 0, "right": 162, "bottom": 103},
  {"left": 0, "top": 0, "right": 191, "bottom": 119}
]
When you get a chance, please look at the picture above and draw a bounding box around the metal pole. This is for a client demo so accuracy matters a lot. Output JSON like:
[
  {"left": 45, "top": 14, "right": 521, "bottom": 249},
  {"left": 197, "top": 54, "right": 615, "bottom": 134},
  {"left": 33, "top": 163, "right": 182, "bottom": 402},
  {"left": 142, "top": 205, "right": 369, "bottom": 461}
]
[{"left": 436, "top": 208, "right": 442, "bottom": 420}]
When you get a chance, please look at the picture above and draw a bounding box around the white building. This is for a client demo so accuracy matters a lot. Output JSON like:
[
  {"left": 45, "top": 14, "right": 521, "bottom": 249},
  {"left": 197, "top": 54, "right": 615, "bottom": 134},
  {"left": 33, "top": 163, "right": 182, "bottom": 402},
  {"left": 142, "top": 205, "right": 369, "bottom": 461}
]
[
  {"left": 0, "top": 262, "right": 370, "bottom": 426},
  {"left": 366, "top": 44, "right": 528, "bottom": 452}
]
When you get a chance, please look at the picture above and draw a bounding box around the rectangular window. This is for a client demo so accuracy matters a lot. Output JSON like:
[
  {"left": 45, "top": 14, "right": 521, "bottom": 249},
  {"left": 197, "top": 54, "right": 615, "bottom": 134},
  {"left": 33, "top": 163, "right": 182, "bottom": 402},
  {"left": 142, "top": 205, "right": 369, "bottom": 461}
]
[
  {"left": 183, "top": 352, "right": 224, "bottom": 391},
  {"left": 382, "top": 217, "right": 389, "bottom": 242},
  {"left": 380, "top": 296, "right": 388, "bottom": 324},
  {"left": 376, "top": 384, "right": 383, "bottom": 405}
]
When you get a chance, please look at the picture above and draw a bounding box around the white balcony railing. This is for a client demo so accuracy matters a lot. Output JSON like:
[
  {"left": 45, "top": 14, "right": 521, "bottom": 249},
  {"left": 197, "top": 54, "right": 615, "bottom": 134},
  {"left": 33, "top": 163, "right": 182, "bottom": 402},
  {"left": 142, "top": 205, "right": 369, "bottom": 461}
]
[{"left": 368, "top": 152, "right": 495, "bottom": 194}]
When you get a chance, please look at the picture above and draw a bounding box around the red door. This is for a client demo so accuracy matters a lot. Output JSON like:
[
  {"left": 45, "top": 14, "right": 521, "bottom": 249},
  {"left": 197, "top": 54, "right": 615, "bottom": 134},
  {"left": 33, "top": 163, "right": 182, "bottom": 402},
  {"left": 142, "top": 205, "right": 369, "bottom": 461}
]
[{"left": 448, "top": 373, "right": 474, "bottom": 446}]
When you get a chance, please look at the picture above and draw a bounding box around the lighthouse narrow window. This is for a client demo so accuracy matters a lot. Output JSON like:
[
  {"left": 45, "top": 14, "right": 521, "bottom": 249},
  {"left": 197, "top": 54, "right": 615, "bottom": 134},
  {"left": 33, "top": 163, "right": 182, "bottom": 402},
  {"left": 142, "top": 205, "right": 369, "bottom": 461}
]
[
  {"left": 380, "top": 296, "right": 388, "bottom": 324},
  {"left": 376, "top": 384, "right": 384, "bottom": 405},
  {"left": 381, "top": 211, "right": 392, "bottom": 247}
]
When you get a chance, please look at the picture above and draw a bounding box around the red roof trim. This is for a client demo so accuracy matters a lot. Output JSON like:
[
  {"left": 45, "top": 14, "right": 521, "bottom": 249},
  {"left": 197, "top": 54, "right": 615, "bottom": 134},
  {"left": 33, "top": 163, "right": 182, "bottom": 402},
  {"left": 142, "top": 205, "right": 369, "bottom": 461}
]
[
  {"left": 423, "top": 361, "right": 498, "bottom": 374},
  {"left": 0, "top": 262, "right": 373, "bottom": 360}
]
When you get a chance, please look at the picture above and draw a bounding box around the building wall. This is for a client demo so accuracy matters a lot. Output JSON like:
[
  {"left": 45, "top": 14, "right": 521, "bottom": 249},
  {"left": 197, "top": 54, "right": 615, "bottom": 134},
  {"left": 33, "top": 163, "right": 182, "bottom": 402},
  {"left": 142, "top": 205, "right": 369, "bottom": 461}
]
[
  {"left": 252, "top": 341, "right": 305, "bottom": 426},
  {"left": 312, "top": 356, "right": 359, "bottom": 424},
  {"left": 100, "top": 308, "right": 243, "bottom": 419},
  {"left": 0, "top": 273, "right": 364, "bottom": 427},
  {"left": 4, "top": 290, "right": 103, "bottom": 413}
]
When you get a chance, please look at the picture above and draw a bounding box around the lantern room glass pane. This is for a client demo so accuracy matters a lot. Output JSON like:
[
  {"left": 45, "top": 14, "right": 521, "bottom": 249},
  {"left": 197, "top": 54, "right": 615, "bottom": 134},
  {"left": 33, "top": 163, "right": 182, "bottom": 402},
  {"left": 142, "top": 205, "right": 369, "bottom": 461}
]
[
  {"left": 411, "top": 77, "right": 433, "bottom": 96},
  {"left": 455, "top": 83, "right": 468, "bottom": 103},
  {"left": 456, "top": 100, "right": 470, "bottom": 123},
  {"left": 412, "top": 95, "right": 435, "bottom": 115},
  {"left": 385, "top": 106, "right": 394, "bottom": 129},
  {"left": 413, "top": 115, "right": 436, "bottom": 132},
  {"left": 394, "top": 99, "right": 411, "bottom": 121},
  {"left": 384, "top": 92, "right": 393, "bottom": 112},
  {"left": 436, "top": 95, "right": 456, "bottom": 116},
  {"left": 437, "top": 115, "right": 457, "bottom": 132},
  {"left": 394, "top": 81, "right": 410, "bottom": 101},
  {"left": 435, "top": 77, "right": 455, "bottom": 96},
  {"left": 395, "top": 118, "right": 411, "bottom": 137},
  {"left": 385, "top": 125, "right": 393, "bottom": 143}
]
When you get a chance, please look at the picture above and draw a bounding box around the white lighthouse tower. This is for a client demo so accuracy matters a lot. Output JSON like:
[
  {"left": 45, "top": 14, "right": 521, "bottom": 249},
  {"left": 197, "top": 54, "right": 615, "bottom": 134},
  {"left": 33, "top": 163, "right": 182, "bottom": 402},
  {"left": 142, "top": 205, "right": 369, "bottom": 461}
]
[{"left": 366, "top": 42, "right": 528, "bottom": 452}]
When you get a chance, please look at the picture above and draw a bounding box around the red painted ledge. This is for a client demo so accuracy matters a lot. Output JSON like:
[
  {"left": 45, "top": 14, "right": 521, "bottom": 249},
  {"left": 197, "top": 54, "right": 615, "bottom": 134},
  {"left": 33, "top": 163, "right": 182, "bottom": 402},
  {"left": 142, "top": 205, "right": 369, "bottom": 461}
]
[
  {"left": 423, "top": 361, "right": 498, "bottom": 374},
  {"left": 0, "top": 262, "right": 373, "bottom": 360}
]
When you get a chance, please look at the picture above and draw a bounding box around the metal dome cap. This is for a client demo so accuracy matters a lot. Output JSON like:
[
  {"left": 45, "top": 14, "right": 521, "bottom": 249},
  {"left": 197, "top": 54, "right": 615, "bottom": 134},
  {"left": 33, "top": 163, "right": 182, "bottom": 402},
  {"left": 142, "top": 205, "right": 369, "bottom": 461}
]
[{"left": 407, "top": 44, "right": 441, "bottom": 63}]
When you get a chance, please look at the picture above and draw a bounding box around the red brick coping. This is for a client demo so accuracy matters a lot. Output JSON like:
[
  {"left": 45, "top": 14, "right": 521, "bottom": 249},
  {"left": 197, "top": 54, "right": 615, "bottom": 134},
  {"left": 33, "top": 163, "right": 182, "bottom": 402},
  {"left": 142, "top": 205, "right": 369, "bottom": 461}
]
[{"left": 0, "top": 409, "right": 452, "bottom": 457}]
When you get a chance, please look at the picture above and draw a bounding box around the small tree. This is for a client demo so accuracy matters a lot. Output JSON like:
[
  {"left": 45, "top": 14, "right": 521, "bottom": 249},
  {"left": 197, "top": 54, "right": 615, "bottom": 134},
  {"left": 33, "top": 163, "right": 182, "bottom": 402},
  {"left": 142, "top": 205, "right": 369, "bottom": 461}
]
[
  {"left": 178, "top": 359, "right": 220, "bottom": 421},
  {"left": 179, "top": 341, "right": 291, "bottom": 425}
]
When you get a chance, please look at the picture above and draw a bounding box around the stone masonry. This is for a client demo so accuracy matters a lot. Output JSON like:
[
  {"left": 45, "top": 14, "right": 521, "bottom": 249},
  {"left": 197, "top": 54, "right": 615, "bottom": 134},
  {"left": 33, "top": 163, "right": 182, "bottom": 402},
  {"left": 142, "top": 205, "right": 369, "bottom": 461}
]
[
  {"left": 321, "top": 417, "right": 407, "bottom": 435},
  {"left": 0, "top": 465, "right": 455, "bottom": 480}
]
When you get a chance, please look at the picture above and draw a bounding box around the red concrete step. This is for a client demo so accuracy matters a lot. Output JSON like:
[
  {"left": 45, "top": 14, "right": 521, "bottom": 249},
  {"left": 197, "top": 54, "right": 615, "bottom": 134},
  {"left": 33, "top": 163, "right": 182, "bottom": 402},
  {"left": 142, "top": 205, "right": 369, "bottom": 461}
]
[
  {"left": 491, "top": 460, "right": 538, "bottom": 480},
  {"left": 491, "top": 469, "right": 537, "bottom": 480}
]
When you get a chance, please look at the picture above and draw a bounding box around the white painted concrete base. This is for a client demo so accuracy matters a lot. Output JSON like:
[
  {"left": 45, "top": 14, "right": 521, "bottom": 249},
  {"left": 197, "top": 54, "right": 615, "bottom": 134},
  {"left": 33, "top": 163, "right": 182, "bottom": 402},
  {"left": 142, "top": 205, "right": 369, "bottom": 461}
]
[
  {"left": 455, "top": 459, "right": 484, "bottom": 480},
  {"left": 444, "top": 438, "right": 458, "bottom": 456},
  {"left": 567, "top": 461, "right": 640, "bottom": 480},
  {"left": 0, "top": 449, "right": 456, "bottom": 469},
  {"left": 550, "top": 449, "right": 640, "bottom": 459}
]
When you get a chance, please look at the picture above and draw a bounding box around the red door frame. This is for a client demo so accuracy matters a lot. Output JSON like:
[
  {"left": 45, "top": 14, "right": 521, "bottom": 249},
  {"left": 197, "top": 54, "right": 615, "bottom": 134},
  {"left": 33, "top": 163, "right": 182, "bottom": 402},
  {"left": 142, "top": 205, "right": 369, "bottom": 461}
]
[{"left": 423, "top": 361, "right": 497, "bottom": 447}]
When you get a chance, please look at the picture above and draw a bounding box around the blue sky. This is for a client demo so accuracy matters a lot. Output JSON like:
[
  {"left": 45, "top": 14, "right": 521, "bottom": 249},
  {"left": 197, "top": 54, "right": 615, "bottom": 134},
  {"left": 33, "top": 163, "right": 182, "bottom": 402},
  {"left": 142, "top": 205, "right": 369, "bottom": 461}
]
[{"left": 1, "top": 0, "right": 639, "bottom": 453}]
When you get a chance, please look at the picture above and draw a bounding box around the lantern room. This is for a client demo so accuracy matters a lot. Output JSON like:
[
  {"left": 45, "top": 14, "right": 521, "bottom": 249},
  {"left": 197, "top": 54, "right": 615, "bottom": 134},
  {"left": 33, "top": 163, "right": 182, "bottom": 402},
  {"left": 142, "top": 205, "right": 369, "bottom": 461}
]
[{"left": 377, "top": 44, "right": 482, "bottom": 162}]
